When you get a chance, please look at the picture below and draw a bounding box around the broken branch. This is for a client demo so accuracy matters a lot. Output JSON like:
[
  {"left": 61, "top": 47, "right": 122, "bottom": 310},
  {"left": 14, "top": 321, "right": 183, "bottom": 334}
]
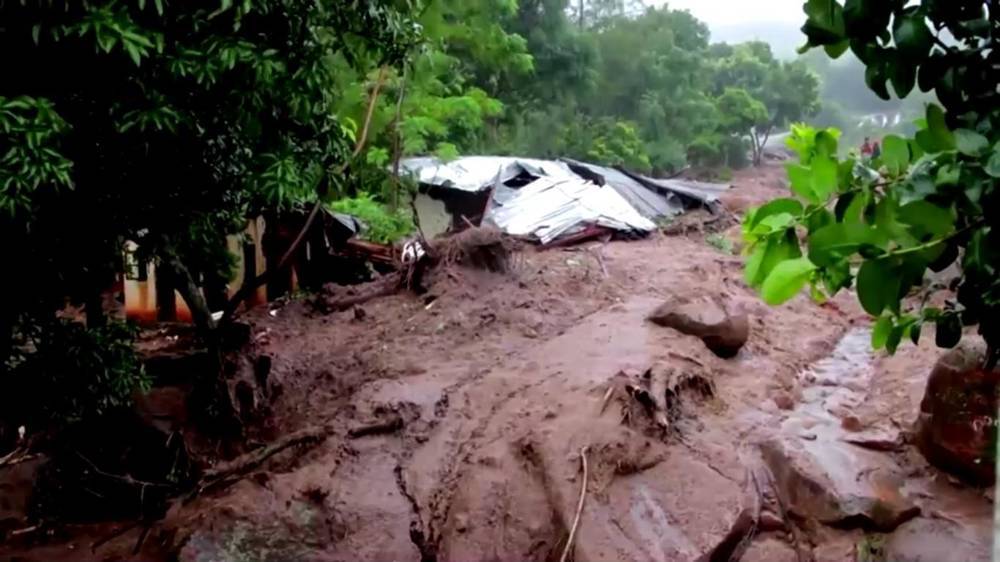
[
  {"left": 192, "top": 425, "right": 332, "bottom": 498},
  {"left": 348, "top": 414, "right": 404, "bottom": 439},
  {"left": 223, "top": 66, "right": 390, "bottom": 323}
]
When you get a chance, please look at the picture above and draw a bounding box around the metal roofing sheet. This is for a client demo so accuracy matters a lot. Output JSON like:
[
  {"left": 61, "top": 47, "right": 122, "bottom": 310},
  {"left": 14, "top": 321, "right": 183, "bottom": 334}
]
[
  {"left": 561, "top": 158, "right": 683, "bottom": 220},
  {"left": 485, "top": 176, "right": 655, "bottom": 244},
  {"left": 399, "top": 156, "right": 576, "bottom": 193}
]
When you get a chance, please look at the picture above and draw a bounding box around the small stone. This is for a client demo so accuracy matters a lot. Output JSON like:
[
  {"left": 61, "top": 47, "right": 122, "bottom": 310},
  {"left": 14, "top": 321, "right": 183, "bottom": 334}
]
[
  {"left": 757, "top": 510, "right": 786, "bottom": 532},
  {"left": 841, "top": 415, "right": 864, "bottom": 432},
  {"left": 772, "top": 392, "right": 795, "bottom": 410}
]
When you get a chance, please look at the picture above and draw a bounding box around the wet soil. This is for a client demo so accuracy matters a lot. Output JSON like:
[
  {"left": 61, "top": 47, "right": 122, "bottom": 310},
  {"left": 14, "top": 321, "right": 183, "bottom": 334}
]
[{"left": 2, "top": 163, "right": 993, "bottom": 561}]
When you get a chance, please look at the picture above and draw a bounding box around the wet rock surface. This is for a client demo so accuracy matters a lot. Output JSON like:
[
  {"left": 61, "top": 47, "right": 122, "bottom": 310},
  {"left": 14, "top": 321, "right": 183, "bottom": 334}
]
[
  {"left": 647, "top": 294, "right": 749, "bottom": 358},
  {"left": 915, "top": 339, "right": 998, "bottom": 486},
  {"left": 761, "top": 435, "right": 919, "bottom": 531},
  {"left": 884, "top": 517, "right": 992, "bottom": 562}
]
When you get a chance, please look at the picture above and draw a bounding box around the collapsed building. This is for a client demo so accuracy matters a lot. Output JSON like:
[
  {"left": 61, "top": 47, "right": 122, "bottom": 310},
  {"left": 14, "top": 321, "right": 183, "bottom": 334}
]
[{"left": 401, "top": 156, "right": 730, "bottom": 245}]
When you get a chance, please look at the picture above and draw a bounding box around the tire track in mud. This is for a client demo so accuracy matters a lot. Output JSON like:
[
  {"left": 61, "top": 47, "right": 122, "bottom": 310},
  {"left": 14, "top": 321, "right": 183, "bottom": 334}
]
[{"left": 423, "top": 371, "right": 562, "bottom": 556}]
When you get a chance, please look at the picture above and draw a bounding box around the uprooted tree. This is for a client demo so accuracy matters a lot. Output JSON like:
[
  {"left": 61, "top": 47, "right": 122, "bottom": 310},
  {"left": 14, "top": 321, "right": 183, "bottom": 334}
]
[
  {"left": 0, "top": 1, "right": 420, "bottom": 444},
  {"left": 744, "top": 0, "right": 1000, "bottom": 364}
]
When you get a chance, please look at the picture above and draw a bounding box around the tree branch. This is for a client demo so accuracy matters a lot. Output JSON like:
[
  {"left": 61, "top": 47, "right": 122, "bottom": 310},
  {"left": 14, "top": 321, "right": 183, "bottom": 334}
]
[{"left": 221, "top": 66, "right": 390, "bottom": 324}]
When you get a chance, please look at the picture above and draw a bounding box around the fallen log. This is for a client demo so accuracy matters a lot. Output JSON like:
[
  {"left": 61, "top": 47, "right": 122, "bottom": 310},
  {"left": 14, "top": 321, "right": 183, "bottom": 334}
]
[{"left": 348, "top": 415, "right": 404, "bottom": 439}]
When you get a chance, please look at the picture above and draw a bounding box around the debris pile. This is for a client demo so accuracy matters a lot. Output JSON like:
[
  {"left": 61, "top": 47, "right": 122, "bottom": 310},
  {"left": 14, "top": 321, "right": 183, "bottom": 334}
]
[{"left": 400, "top": 155, "right": 730, "bottom": 246}]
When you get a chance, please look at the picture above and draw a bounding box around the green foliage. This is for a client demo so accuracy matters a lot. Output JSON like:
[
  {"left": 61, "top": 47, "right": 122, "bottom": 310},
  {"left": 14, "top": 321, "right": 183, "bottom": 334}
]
[
  {"left": 329, "top": 193, "right": 414, "bottom": 245},
  {"left": 5, "top": 321, "right": 149, "bottom": 428},
  {"left": 1, "top": 1, "right": 419, "bottom": 345},
  {"left": 744, "top": 0, "right": 1000, "bottom": 360},
  {"left": 706, "top": 233, "right": 735, "bottom": 255}
]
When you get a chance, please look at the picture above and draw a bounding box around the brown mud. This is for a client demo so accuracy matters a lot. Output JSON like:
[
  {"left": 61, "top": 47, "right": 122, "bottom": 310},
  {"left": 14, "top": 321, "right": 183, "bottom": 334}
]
[{"left": 2, "top": 163, "right": 993, "bottom": 562}]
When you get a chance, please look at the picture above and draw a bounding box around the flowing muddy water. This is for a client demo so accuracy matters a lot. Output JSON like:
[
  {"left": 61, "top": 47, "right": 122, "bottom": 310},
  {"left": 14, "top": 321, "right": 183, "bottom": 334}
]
[{"left": 786, "top": 328, "right": 875, "bottom": 437}]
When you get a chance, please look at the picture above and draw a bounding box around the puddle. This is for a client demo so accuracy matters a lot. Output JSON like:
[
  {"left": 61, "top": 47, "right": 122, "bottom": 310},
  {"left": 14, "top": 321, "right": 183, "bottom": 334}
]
[{"left": 783, "top": 328, "right": 874, "bottom": 435}]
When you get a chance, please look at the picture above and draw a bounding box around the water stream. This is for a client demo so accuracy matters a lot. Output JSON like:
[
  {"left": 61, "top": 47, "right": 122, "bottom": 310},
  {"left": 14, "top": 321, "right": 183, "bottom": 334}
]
[{"left": 783, "top": 328, "right": 875, "bottom": 437}]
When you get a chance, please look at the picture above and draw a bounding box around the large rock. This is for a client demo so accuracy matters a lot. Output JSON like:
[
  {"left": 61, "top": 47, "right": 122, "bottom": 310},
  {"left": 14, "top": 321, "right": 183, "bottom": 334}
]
[
  {"left": 760, "top": 435, "right": 919, "bottom": 532},
  {"left": 647, "top": 295, "right": 749, "bottom": 358},
  {"left": 914, "top": 339, "right": 998, "bottom": 486}
]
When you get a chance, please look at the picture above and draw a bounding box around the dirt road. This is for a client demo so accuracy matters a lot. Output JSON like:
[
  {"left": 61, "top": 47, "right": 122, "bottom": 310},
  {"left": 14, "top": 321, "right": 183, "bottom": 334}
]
[{"left": 5, "top": 163, "right": 993, "bottom": 561}]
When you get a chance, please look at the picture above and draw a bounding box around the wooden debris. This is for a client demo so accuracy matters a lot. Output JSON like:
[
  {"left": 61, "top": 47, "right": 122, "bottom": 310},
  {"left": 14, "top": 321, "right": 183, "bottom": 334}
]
[{"left": 348, "top": 415, "right": 404, "bottom": 439}]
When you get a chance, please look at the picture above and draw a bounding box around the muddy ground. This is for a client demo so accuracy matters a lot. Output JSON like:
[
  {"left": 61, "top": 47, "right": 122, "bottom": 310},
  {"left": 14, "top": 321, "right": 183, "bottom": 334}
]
[{"left": 2, "top": 163, "right": 994, "bottom": 561}]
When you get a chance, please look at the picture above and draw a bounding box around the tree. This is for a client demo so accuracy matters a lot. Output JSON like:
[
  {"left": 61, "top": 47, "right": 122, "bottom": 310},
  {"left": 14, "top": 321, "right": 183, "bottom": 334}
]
[
  {"left": 710, "top": 42, "right": 821, "bottom": 165},
  {"left": 0, "top": 1, "right": 420, "bottom": 432},
  {"left": 744, "top": 0, "right": 1000, "bottom": 364}
]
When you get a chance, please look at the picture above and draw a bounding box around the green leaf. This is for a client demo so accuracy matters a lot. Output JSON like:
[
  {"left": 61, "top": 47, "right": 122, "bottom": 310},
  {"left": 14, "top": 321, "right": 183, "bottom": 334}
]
[
  {"left": 811, "top": 156, "right": 838, "bottom": 201},
  {"left": 843, "top": 0, "right": 891, "bottom": 39},
  {"left": 935, "top": 314, "right": 962, "bottom": 348},
  {"left": 893, "top": 12, "right": 934, "bottom": 60},
  {"left": 954, "top": 129, "right": 989, "bottom": 156},
  {"left": 802, "top": 0, "right": 846, "bottom": 44},
  {"left": 916, "top": 104, "right": 955, "bottom": 153},
  {"left": 897, "top": 201, "right": 955, "bottom": 237},
  {"left": 746, "top": 198, "right": 804, "bottom": 231},
  {"left": 872, "top": 315, "right": 892, "bottom": 349},
  {"left": 886, "top": 324, "right": 905, "bottom": 353},
  {"left": 986, "top": 146, "right": 1000, "bottom": 178},
  {"left": 909, "top": 322, "right": 922, "bottom": 345},
  {"left": 808, "top": 222, "right": 888, "bottom": 267},
  {"left": 761, "top": 258, "right": 817, "bottom": 305},
  {"left": 806, "top": 207, "right": 834, "bottom": 234},
  {"left": 787, "top": 164, "right": 817, "bottom": 202},
  {"left": 745, "top": 230, "right": 802, "bottom": 288},
  {"left": 880, "top": 135, "right": 909, "bottom": 175},
  {"left": 890, "top": 59, "right": 916, "bottom": 98},
  {"left": 824, "top": 40, "right": 849, "bottom": 58},
  {"left": 864, "top": 61, "right": 891, "bottom": 100},
  {"left": 857, "top": 259, "right": 901, "bottom": 316},
  {"left": 935, "top": 164, "right": 960, "bottom": 186}
]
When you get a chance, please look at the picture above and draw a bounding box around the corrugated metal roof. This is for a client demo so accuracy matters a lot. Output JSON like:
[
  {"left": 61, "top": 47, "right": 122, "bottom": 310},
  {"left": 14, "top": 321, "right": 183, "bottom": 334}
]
[
  {"left": 484, "top": 176, "right": 655, "bottom": 244},
  {"left": 624, "top": 172, "right": 730, "bottom": 206},
  {"left": 561, "top": 158, "right": 683, "bottom": 220},
  {"left": 399, "top": 156, "right": 576, "bottom": 193}
]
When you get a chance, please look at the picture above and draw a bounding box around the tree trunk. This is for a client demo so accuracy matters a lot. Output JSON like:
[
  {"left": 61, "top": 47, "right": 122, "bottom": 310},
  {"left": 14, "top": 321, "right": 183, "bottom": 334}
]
[{"left": 159, "top": 241, "right": 215, "bottom": 333}]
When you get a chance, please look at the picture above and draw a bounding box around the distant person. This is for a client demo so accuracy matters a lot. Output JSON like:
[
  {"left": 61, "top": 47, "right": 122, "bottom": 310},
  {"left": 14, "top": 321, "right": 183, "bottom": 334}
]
[
  {"left": 861, "top": 137, "right": 873, "bottom": 158},
  {"left": 871, "top": 139, "right": 881, "bottom": 160}
]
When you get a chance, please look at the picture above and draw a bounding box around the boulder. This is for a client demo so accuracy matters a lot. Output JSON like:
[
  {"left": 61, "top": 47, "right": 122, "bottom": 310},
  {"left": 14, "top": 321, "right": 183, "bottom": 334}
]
[
  {"left": 914, "top": 339, "right": 998, "bottom": 486},
  {"left": 760, "top": 435, "right": 919, "bottom": 531},
  {"left": 647, "top": 295, "right": 749, "bottom": 358}
]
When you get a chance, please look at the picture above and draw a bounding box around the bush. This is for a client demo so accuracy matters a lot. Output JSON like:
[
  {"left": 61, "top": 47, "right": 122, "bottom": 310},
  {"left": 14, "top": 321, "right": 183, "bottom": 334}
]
[
  {"left": 329, "top": 192, "right": 414, "bottom": 244},
  {"left": 4, "top": 321, "right": 150, "bottom": 432}
]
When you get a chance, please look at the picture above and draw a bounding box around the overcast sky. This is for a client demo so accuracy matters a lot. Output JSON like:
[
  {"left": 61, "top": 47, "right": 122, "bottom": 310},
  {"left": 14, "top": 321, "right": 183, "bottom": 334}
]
[{"left": 647, "top": 0, "right": 803, "bottom": 27}]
